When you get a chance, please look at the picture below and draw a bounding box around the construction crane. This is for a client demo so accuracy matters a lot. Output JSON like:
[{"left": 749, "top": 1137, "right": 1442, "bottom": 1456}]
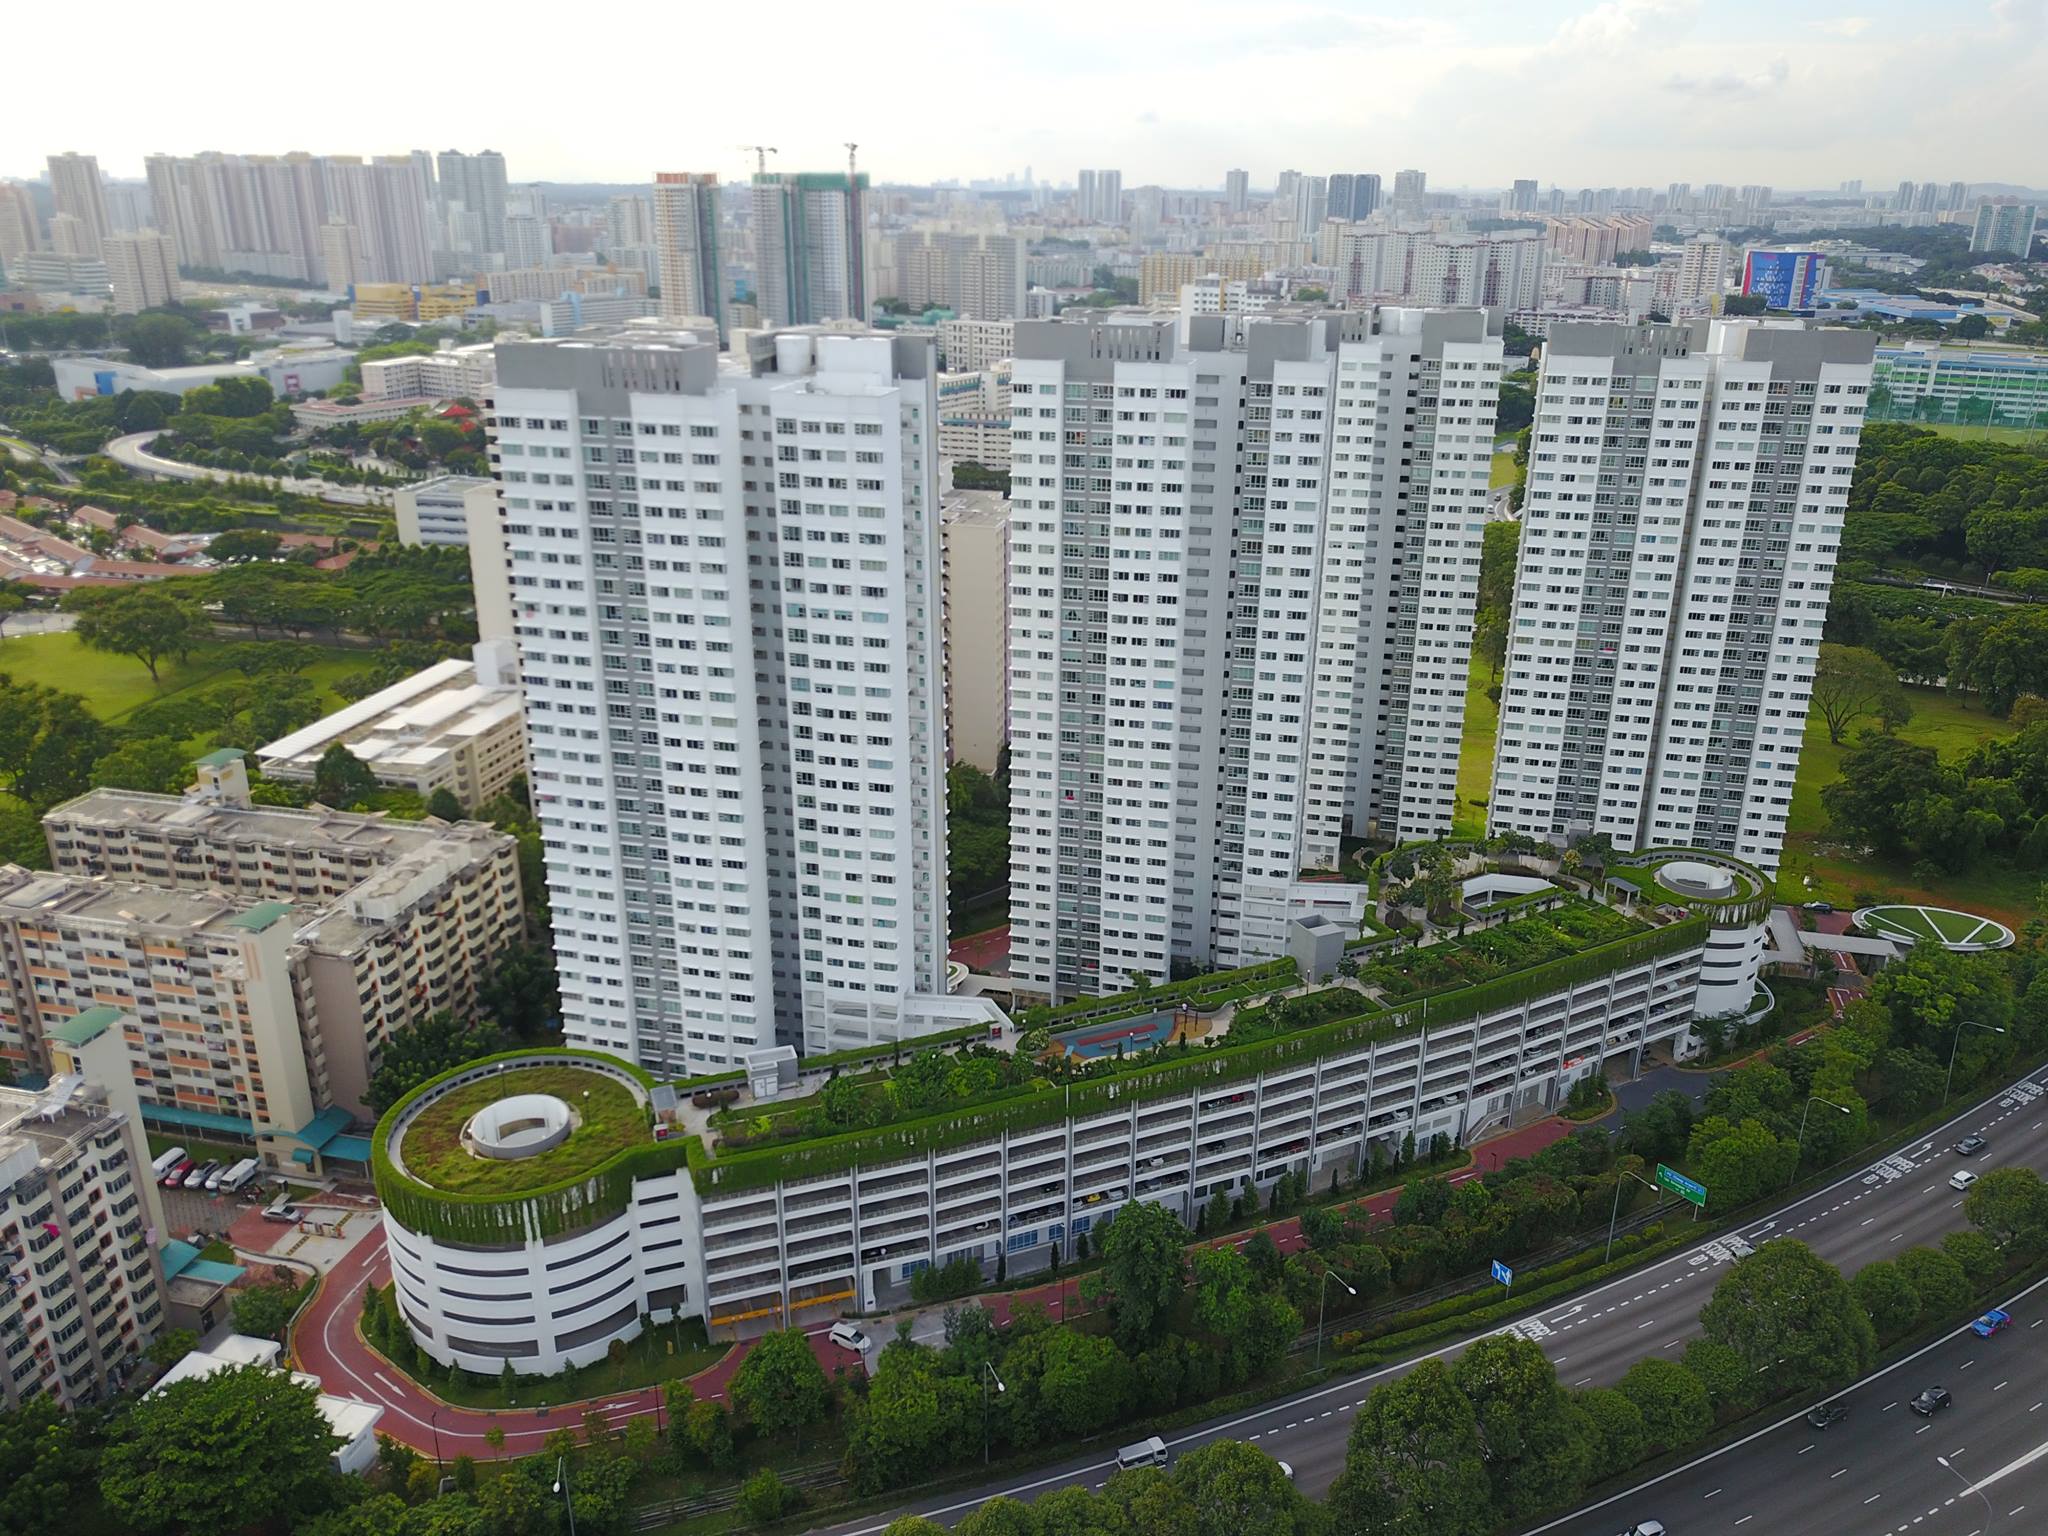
[
  {"left": 738, "top": 145, "right": 779, "bottom": 176},
  {"left": 845, "top": 142, "right": 859, "bottom": 182}
]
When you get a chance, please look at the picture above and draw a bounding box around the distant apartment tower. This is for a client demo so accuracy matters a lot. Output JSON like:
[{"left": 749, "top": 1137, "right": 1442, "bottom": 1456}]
[
  {"left": 436, "top": 149, "right": 509, "bottom": 254},
  {"left": 0, "top": 182, "right": 41, "bottom": 273},
  {"left": 1292, "top": 175, "right": 1329, "bottom": 236},
  {"left": 105, "top": 230, "right": 181, "bottom": 314},
  {"left": 937, "top": 317, "right": 1014, "bottom": 373},
  {"left": 1489, "top": 320, "right": 1876, "bottom": 872},
  {"left": 1508, "top": 178, "right": 1540, "bottom": 213},
  {"left": 652, "top": 172, "right": 725, "bottom": 338},
  {"left": 940, "top": 490, "right": 1012, "bottom": 772},
  {"left": 502, "top": 213, "right": 549, "bottom": 270},
  {"left": 751, "top": 172, "right": 868, "bottom": 327},
  {"left": 894, "top": 230, "right": 1026, "bottom": 319},
  {"left": 46, "top": 153, "right": 110, "bottom": 258},
  {"left": 490, "top": 324, "right": 1000, "bottom": 1069},
  {"left": 1327, "top": 172, "right": 1381, "bottom": 222},
  {"left": 1075, "top": 168, "right": 1121, "bottom": 225},
  {"left": 1224, "top": 168, "right": 1250, "bottom": 213},
  {"left": 1969, "top": 198, "right": 2040, "bottom": 258},
  {"left": 1005, "top": 307, "right": 1504, "bottom": 1003},
  {"left": 1392, "top": 168, "right": 1427, "bottom": 215}
]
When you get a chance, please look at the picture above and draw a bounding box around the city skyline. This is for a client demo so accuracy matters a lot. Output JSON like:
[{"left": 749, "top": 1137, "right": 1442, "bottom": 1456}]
[{"left": 12, "top": 0, "right": 2048, "bottom": 193}]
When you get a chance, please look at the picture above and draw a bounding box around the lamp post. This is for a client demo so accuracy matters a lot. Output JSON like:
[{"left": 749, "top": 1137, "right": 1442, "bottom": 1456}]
[
  {"left": 553, "top": 1455, "right": 578, "bottom": 1536},
  {"left": 1944, "top": 1021, "right": 2006, "bottom": 1106},
  {"left": 1315, "top": 1267, "right": 1356, "bottom": 1370},
  {"left": 1793, "top": 1094, "right": 1854, "bottom": 1184},
  {"left": 429, "top": 1404, "right": 443, "bottom": 1473},
  {"left": 1936, "top": 1455, "right": 1993, "bottom": 1523},
  {"left": 1607, "top": 1169, "right": 1663, "bottom": 1262},
  {"left": 982, "top": 1361, "right": 1006, "bottom": 1464}
]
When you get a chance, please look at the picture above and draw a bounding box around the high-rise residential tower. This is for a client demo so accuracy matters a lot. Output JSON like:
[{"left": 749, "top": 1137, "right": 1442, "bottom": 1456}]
[
  {"left": 1224, "top": 168, "right": 1250, "bottom": 213},
  {"left": 105, "top": 230, "right": 180, "bottom": 314},
  {"left": 1489, "top": 320, "right": 1876, "bottom": 872},
  {"left": 1005, "top": 306, "right": 1503, "bottom": 1004},
  {"left": 652, "top": 172, "right": 726, "bottom": 337},
  {"left": 1326, "top": 172, "right": 1381, "bottom": 222},
  {"left": 436, "top": 149, "right": 509, "bottom": 255},
  {"left": 751, "top": 172, "right": 868, "bottom": 327},
  {"left": 490, "top": 323, "right": 1000, "bottom": 1072},
  {"left": 46, "top": 152, "right": 110, "bottom": 258}
]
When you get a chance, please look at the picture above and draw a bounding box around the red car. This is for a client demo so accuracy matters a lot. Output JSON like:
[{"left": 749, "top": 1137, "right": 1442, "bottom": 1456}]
[{"left": 159, "top": 1158, "right": 193, "bottom": 1187}]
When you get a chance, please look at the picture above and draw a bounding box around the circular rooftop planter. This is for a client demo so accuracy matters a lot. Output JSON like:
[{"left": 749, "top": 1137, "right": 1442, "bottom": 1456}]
[{"left": 1853, "top": 904, "right": 2015, "bottom": 953}]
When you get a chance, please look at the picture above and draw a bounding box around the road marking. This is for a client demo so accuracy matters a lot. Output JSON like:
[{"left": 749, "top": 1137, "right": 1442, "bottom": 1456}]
[
  {"left": 1798, "top": 1443, "right": 1812, "bottom": 1455},
  {"left": 1575, "top": 1376, "right": 1593, "bottom": 1386},
  {"left": 1961, "top": 1359, "right": 1976, "bottom": 1369},
  {"left": 1704, "top": 1487, "right": 1720, "bottom": 1498},
  {"left": 1734, "top": 1517, "right": 1752, "bottom": 1527},
  {"left": 2014, "top": 1508, "right": 2027, "bottom": 1518},
  {"left": 1916, "top": 1424, "right": 1931, "bottom": 1435},
  {"left": 1996, "top": 1381, "right": 2008, "bottom": 1391},
  {"left": 1637, "top": 1318, "right": 1656, "bottom": 1329},
  {"left": 1862, "top": 1217, "right": 1876, "bottom": 1226},
  {"left": 1831, "top": 1468, "right": 1847, "bottom": 1479},
  {"left": 1866, "top": 1494, "right": 1882, "bottom": 1504},
  {"left": 1884, "top": 1401, "right": 1899, "bottom": 1411}
]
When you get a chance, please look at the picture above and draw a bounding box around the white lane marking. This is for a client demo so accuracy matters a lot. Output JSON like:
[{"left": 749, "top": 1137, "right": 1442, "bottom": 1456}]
[
  {"left": 1704, "top": 1488, "right": 1721, "bottom": 1498},
  {"left": 1866, "top": 1494, "right": 1882, "bottom": 1504},
  {"left": 1831, "top": 1468, "right": 1848, "bottom": 1479}
]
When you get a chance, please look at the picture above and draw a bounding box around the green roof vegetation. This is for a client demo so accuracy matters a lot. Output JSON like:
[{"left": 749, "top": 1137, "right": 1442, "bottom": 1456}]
[{"left": 394, "top": 1065, "right": 647, "bottom": 1198}]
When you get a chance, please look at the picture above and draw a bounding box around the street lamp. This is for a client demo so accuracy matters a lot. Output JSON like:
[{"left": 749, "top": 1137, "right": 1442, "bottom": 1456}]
[
  {"left": 1316, "top": 1266, "right": 1357, "bottom": 1370},
  {"left": 1793, "top": 1094, "right": 1854, "bottom": 1184},
  {"left": 429, "top": 1404, "right": 443, "bottom": 1473},
  {"left": 981, "top": 1361, "right": 1006, "bottom": 1464},
  {"left": 1936, "top": 1455, "right": 1993, "bottom": 1523},
  {"left": 1944, "top": 1021, "right": 2006, "bottom": 1106},
  {"left": 553, "top": 1455, "right": 578, "bottom": 1536},
  {"left": 1607, "top": 1168, "right": 1663, "bottom": 1262}
]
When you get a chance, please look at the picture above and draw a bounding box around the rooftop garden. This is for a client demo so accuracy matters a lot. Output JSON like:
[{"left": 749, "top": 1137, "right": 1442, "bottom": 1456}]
[
  {"left": 393, "top": 1065, "right": 647, "bottom": 1197},
  {"left": 1357, "top": 900, "right": 1643, "bottom": 1000}
]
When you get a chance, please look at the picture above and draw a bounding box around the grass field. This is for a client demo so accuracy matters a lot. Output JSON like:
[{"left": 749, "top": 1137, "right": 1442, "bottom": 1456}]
[
  {"left": 1856, "top": 905, "right": 2013, "bottom": 947},
  {"left": 397, "top": 1066, "right": 645, "bottom": 1195},
  {"left": 0, "top": 631, "right": 375, "bottom": 726},
  {"left": 1908, "top": 421, "right": 2048, "bottom": 449},
  {"left": 1452, "top": 664, "right": 1500, "bottom": 838},
  {"left": 1490, "top": 450, "right": 1521, "bottom": 488}
]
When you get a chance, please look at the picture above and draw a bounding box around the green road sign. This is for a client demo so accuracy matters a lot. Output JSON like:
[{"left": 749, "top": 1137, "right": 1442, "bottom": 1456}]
[{"left": 1656, "top": 1162, "right": 1707, "bottom": 1207}]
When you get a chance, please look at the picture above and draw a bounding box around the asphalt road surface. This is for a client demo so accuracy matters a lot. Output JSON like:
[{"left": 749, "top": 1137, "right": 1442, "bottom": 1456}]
[
  {"left": 1524, "top": 1270, "right": 2048, "bottom": 1536},
  {"left": 811, "top": 1066, "right": 2048, "bottom": 1534}
]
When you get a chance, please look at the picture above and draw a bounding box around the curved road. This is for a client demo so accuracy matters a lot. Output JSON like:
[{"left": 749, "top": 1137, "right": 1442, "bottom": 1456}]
[
  {"left": 809, "top": 1065, "right": 2048, "bottom": 1533},
  {"left": 104, "top": 430, "right": 394, "bottom": 507}
]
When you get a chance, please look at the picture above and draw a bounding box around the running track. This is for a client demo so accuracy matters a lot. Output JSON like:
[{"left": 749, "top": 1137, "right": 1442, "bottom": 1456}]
[{"left": 291, "top": 1117, "right": 1572, "bottom": 1454}]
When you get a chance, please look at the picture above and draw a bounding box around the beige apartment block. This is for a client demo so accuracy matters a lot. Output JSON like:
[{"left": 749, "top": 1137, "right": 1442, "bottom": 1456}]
[{"left": 941, "top": 489, "right": 1011, "bottom": 772}]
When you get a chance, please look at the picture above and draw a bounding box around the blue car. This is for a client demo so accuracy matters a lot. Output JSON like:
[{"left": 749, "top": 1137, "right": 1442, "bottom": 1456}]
[{"left": 1971, "top": 1309, "right": 2011, "bottom": 1338}]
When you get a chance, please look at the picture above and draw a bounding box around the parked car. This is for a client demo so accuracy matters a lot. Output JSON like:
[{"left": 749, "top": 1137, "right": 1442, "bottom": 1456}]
[
  {"left": 1953, "top": 1135, "right": 1988, "bottom": 1157},
  {"left": 159, "top": 1159, "right": 193, "bottom": 1188},
  {"left": 149, "top": 1146, "right": 188, "bottom": 1179},
  {"left": 261, "top": 1203, "right": 301, "bottom": 1224},
  {"left": 183, "top": 1161, "right": 219, "bottom": 1189},
  {"left": 1910, "top": 1387, "right": 1952, "bottom": 1416},
  {"left": 1951, "top": 1170, "right": 1980, "bottom": 1192},
  {"left": 827, "top": 1322, "right": 871, "bottom": 1355},
  {"left": 1801, "top": 901, "right": 1835, "bottom": 914},
  {"left": 1971, "top": 1309, "right": 2012, "bottom": 1338},
  {"left": 1805, "top": 1402, "right": 1850, "bottom": 1429}
]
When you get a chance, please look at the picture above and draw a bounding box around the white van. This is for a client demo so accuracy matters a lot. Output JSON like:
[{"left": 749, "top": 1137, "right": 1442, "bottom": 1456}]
[
  {"left": 150, "top": 1146, "right": 187, "bottom": 1179},
  {"left": 218, "top": 1158, "right": 260, "bottom": 1194},
  {"left": 1115, "top": 1436, "right": 1168, "bottom": 1471}
]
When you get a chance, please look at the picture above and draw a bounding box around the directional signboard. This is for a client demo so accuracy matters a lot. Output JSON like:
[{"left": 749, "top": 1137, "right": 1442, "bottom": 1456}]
[
  {"left": 1491, "top": 1259, "right": 1513, "bottom": 1288},
  {"left": 1656, "top": 1163, "right": 1707, "bottom": 1208}
]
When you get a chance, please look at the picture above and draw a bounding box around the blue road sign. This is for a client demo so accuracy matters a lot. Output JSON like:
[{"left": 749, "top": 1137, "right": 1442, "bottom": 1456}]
[{"left": 1491, "top": 1259, "right": 1513, "bottom": 1287}]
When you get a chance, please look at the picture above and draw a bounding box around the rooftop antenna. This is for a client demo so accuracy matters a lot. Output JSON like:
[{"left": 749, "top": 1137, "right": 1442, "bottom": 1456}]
[{"left": 738, "top": 145, "right": 779, "bottom": 176}]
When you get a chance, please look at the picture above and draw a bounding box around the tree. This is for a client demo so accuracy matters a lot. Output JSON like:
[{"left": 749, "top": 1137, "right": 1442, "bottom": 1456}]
[
  {"left": 1616, "top": 1357, "right": 1712, "bottom": 1453},
  {"left": 0, "top": 1395, "right": 96, "bottom": 1536},
  {"left": 124, "top": 312, "right": 200, "bottom": 368},
  {"left": 146, "top": 1326, "right": 199, "bottom": 1369},
  {"left": 366, "top": 1010, "right": 508, "bottom": 1114},
  {"left": 740, "top": 1467, "right": 794, "bottom": 1524},
  {"left": 1698, "top": 1240, "right": 1874, "bottom": 1393},
  {"left": 1821, "top": 733, "right": 1949, "bottom": 858},
  {"left": 230, "top": 1280, "right": 299, "bottom": 1341},
  {"left": 1896, "top": 1245, "right": 1972, "bottom": 1326},
  {"left": 1942, "top": 1228, "right": 2003, "bottom": 1289},
  {"left": 1964, "top": 1165, "right": 2048, "bottom": 1256},
  {"left": 89, "top": 735, "right": 195, "bottom": 796},
  {"left": 1722, "top": 293, "right": 1769, "bottom": 316},
  {"left": 1686, "top": 1115, "right": 1796, "bottom": 1209},
  {"left": 731, "top": 1327, "right": 831, "bottom": 1448},
  {"left": 1851, "top": 1258, "right": 1921, "bottom": 1342},
  {"left": 100, "top": 1363, "right": 342, "bottom": 1532},
  {"left": 313, "top": 742, "right": 380, "bottom": 806},
  {"left": 70, "top": 587, "right": 206, "bottom": 684},
  {"left": 426, "top": 787, "right": 465, "bottom": 821},
  {"left": 1812, "top": 644, "right": 1910, "bottom": 744},
  {"left": 1679, "top": 1337, "right": 1758, "bottom": 1417},
  {"left": 1327, "top": 1360, "right": 1495, "bottom": 1536},
  {"left": 1452, "top": 1333, "right": 1596, "bottom": 1517},
  {"left": 0, "top": 591, "right": 26, "bottom": 642},
  {"left": 1170, "top": 1438, "right": 1321, "bottom": 1536},
  {"left": 1096, "top": 1199, "right": 1188, "bottom": 1350},
  {"left": 1577, "top": 1386, "right": 1647, "bottom": 1471}
]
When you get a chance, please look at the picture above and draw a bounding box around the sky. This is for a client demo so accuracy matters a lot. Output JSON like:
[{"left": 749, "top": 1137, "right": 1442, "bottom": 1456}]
[{"left": 11, "top": 0, "right": 2046, "bottom": 194}]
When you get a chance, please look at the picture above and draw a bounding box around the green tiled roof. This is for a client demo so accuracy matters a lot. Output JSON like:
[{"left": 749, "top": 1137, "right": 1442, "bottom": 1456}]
[
  {"left": 225, "top": 900, "right": 292, "bottom": 933},
  {"left": 48, "top": 1005, "right": 122, "bottom": 1046},
  {"left": 195, "top": 748, "right": 247, "bottom": 768}
]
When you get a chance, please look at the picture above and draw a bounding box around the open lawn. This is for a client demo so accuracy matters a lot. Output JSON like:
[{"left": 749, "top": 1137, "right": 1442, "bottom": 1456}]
[
  {"left": 1779, "top": 682, "right": 2034, "bottom": 925},
  {"left": 395, "top": 1066, "right": 647, "bottom": 1196},
  {"left": 1856, "top": 905, "right": 2013, "bottom": 947},
  {"left": 1490, "top": 450, "right": 1521, "bottom": 488},
  {"left": 0, "top": 631, "right": 376, "bottom": 725},
  {"left": 1910, "top": 421, "right": 2048, "bottom": 449},
  {"left": 1452, "top": 662, "right": 1500, "bottom": 838}
]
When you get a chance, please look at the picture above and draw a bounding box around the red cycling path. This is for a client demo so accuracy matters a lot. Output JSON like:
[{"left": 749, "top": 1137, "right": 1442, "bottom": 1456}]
[{"left": 290, "top": 1115, "right": 1571, "bottom": 1455}]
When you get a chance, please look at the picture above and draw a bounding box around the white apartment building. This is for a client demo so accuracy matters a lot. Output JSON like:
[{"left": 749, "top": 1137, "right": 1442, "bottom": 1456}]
[
  {"left": 1006, "top": 308, "right": 1504, "bottom": 1004},
  {"left": 491, "top": 322, "right": 1001, "bottom": 1072},
  {"left": 1666, "top": 236, "right": 1732, "bottom": 309},
  {"left": 0, "top": 1063, "right": 165, "bottom": 1407},
  {"left": 1319, "top": 223, "right": 1544, "bottom": 310},
  {"left": 360, "top": 342, "right": 497, "bottom": 404},
  {"left": 935, "top": 365, "right": 1012, "bottom": 468},
  {"left": 45, "top": 153, "right": 110, "bottom": 259},
  {"left": 938, "top": 317, "right": 1014, "bottom": 374},
  {"left": 1490, "top": 320, "right": 1876, "bottom": 871},
  {"left": 105, "top": 230, "right": 180, "bottom": 315},
  {"left": 752, "top": 173, "right": 867, "bottom": 328},
  {"left": 652, "top": 173, "right": 725, "bottom": 339}
]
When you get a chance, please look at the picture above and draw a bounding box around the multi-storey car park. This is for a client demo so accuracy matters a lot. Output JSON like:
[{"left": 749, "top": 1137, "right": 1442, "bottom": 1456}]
[{"left": 377, "top": 849, "right": 1769, "bottom": 1373}]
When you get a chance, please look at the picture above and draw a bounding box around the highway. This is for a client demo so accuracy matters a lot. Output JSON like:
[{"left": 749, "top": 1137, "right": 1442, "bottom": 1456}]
[
  {"left": 1524, "top": 1271, "right": 2048, "bottom": 1536},
  {"left": 812, "top": 1065, "right": 2048, "bottom": 1533},
  {"left": 103, "top": 429, "right": 394, "bottom": 507}
]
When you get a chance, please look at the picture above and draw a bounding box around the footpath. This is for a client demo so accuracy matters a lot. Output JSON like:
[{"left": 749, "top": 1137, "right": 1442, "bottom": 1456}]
[{"left": 289, "top": 1115, "right": 1572, "bottom": 1455}]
